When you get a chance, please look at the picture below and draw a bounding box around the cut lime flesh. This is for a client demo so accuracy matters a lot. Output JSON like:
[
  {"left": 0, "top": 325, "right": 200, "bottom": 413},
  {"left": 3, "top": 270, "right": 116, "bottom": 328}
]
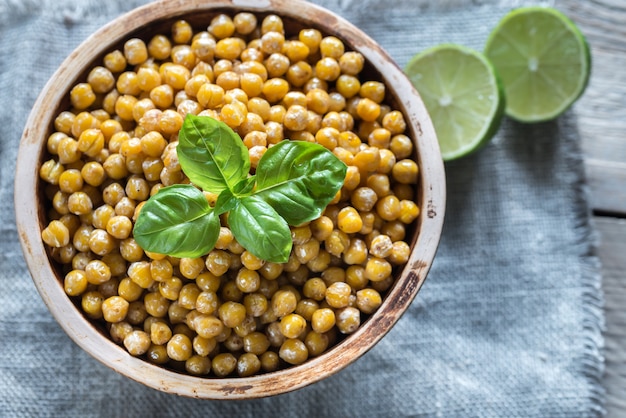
[
  {"left": 405, "top": 44, "right": 505, "bottom": 161},
  {"left": 484, "top": 6, "right": 591, "bottom": 123}
]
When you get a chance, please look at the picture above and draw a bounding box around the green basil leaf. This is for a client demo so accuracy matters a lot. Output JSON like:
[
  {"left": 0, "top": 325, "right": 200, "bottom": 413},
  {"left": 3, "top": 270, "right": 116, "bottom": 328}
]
[
  {"left": 133, "top": 184, "right": 220, "bottom": 258},
  {"left": 228, "top": 195, "right": 292, "bottom": 263},
  {"left": 214, "top": 188, "right": 238, "bottom": 216},
  {"left": 177, "top": 114, "right": 250, "bottom": 193},
  {"left": 214, "top": 176, "right": 256, "bottom": 215},
  {"left": 234, "top": 175, "right": 257, "bottom": 195},
  {"left": 254, "top": 141, "right": 347, "bottom": 225}
]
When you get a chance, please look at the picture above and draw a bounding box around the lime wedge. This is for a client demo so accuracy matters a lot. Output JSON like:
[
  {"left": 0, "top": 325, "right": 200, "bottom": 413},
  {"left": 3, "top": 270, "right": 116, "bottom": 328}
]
[
  {"left": 405, "top": 44, "right": 505, "bottom": 161},
  {"left": 484, "top": 6, "right": 591, "bottom": 123}
]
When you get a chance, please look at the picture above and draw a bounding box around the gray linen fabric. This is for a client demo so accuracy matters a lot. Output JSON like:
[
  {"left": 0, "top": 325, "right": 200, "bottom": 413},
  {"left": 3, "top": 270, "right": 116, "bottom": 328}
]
[{"left": 0, "top": 0, "right": 605, "bottom": 416}]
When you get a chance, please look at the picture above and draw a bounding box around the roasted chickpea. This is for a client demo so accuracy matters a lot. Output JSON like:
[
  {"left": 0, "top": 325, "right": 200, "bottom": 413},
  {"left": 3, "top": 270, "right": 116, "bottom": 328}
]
[{"left": 38, "top": 12, "right": 423, "bottom": 377}]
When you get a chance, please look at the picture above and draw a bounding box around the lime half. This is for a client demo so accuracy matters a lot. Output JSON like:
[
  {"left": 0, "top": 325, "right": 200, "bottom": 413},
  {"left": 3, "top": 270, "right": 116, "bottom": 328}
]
[
  {"left": 484, "top": 6, "right": 591, "bottom": 123},
  {"left": 405, "top": 44, "right": 505, "bottom": 161}
]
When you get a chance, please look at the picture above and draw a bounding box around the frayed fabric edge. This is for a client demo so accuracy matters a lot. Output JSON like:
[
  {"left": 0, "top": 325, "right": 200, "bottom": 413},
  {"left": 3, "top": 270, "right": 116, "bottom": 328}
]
[{"left": 560, "top": 114, "right": 606, "bottom": 417}]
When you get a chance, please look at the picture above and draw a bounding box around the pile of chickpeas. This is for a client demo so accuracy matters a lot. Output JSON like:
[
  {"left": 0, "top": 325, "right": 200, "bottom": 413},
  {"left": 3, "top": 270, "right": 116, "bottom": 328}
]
[{"left": 39, "top": 12, "right": 420, "bottom": 377}]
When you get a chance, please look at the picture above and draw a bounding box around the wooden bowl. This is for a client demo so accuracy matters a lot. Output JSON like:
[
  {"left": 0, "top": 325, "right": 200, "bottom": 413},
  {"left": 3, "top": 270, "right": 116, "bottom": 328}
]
[{"left": 14, "top": 0, "right": 445, "bottom": 399}]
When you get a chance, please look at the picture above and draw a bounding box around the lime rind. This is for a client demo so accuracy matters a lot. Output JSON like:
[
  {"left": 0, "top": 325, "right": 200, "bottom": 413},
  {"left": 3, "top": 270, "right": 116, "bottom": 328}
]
[
  {"left": 484, "top": 6, "right": 591, "bottom": 123},
  {"left": 405, "top": 44, "right": 505, "bottom": 161}
]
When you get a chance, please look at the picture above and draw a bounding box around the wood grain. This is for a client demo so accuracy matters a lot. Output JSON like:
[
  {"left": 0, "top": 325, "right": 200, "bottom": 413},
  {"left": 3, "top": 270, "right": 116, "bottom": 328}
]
[
  {"left": 558, "top": 1, "right": 626, "bottom": 415},
  {"left": 558, "top": 0, "right": 626, "bottom": 214}
]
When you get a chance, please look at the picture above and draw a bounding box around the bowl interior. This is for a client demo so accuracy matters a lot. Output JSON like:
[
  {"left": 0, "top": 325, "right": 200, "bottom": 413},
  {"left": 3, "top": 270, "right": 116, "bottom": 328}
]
[{"left": 15, "top": 0, "right": 445, "bottom": 399}]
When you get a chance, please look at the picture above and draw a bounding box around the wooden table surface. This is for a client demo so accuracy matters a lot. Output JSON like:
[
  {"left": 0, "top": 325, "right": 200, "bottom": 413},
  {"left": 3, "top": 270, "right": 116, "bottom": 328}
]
[{"left": 558, "top": 0, "right": 626, "bottom": 415}]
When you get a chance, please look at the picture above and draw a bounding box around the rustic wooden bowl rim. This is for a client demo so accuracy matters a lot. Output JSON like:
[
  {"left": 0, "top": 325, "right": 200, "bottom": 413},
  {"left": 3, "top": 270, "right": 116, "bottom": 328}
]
[{"left": 14, "top": 0, "right": 445, "bottom": 399}]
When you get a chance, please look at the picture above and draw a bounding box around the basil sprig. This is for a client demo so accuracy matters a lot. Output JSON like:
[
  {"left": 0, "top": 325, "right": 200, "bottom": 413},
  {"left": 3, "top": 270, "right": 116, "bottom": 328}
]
[{"left": 133, "top": 114, "right": 347, "bottom": 263}]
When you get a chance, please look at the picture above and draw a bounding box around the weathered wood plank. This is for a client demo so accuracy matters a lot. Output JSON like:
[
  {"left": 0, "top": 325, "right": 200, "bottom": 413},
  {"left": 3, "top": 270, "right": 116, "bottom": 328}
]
[
  {"left": 586, "top": 161, "right": 626, "bottom": 215},
  {"left": 558, "top": 0, "right": 626, "bottom": 214},
  {"left": 595, "top": 217, "right": 626, "bottom": 417},
  {"left": 564, "top": 2, "right": 626, "bottom": 413}
]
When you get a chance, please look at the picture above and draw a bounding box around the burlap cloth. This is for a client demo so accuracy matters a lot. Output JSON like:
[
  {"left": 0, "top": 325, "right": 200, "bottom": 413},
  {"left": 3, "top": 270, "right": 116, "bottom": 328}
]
[{"left": 0, "top": 0, "right": 605, "bottom": 416}]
